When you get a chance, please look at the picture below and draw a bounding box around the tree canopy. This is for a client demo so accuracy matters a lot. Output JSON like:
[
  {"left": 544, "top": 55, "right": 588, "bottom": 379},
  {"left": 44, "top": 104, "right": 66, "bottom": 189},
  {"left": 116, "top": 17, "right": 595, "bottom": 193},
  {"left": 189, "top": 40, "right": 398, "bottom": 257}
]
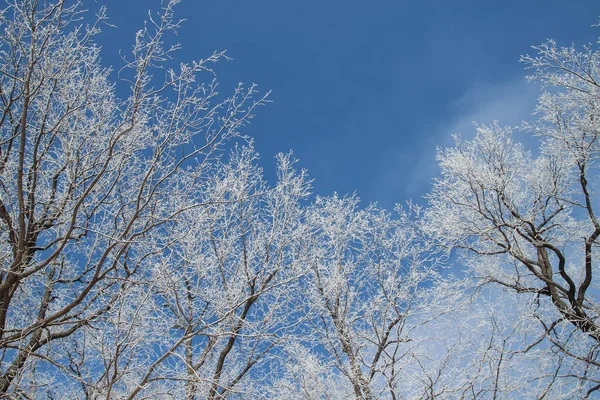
[{"left": 0, "top": 0, "right": 599, "bottom": 398}]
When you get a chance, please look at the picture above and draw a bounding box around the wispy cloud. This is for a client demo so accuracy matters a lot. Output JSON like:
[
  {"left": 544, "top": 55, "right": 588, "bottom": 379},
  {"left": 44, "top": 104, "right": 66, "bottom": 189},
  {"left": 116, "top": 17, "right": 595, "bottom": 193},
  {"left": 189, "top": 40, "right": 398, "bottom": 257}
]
[{"left": 370, "top": 78, "right": 541, "bottom": 207}]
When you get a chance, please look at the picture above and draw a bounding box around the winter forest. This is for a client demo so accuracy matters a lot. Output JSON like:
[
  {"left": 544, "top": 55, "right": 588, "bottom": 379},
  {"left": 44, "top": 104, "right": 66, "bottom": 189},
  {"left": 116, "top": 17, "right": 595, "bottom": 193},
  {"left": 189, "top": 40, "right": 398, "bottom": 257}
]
[{"left": 0, "top": 0, "right": 600, "bottom": 398}]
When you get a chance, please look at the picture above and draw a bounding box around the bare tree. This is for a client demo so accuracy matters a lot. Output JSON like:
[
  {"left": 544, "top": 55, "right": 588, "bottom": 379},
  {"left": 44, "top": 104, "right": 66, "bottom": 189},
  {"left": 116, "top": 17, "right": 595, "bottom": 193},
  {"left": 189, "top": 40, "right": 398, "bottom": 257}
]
[
  {"left": 42, "top": 145, "right": 310, "bottom": 399},
  {"left": 422, "top": 33, "right": 600, "bottom": 395},
  {"left": 270, "top": 195, "right": 443, "bottom": 399},
  {"left": 5, "top": 1, "right": 598, "bottom": 398},
  {"left": 0, "top": 0, "right": 268, "bottom": 396}
]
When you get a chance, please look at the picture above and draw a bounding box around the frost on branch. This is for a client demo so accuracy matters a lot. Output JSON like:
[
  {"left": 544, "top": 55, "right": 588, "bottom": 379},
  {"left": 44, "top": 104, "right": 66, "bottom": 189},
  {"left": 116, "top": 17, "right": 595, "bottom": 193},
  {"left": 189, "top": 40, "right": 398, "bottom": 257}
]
[
  {"left": 423, "top": 30, "right": 600, "bottom": 397},
  {"left": 2, "top": 0, "right": 600, "bottom": 398},
  {"left": 0, "top": 0, "right": 268, "bottom": 396}
]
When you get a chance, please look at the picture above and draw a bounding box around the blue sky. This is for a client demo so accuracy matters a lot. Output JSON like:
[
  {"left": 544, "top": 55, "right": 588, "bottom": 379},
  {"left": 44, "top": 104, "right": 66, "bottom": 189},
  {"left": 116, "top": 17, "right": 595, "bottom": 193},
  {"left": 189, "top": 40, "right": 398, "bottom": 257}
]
[{"left": 95, "top": 0, "right": 599, "bottom": 210}]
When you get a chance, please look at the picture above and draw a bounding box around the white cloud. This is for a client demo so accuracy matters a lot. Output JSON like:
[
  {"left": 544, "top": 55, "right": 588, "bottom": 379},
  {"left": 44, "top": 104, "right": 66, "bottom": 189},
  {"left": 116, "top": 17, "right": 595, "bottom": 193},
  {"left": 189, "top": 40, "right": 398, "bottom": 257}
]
[{"left": 370, "top": 78, "right": 541, "bottom": 206}]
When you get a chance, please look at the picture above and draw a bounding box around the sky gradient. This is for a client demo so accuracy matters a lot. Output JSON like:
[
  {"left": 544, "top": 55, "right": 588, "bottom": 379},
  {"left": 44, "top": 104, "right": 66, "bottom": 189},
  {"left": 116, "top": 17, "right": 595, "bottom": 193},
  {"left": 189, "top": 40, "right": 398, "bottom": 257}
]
[{"left": 95, "top": 0, "right": 599, "bottom": 210}]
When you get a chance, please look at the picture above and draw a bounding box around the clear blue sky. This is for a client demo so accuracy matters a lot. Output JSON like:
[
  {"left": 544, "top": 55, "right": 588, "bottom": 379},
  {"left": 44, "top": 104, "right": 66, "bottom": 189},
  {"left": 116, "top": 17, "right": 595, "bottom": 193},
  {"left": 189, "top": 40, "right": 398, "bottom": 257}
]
[{"left": 94, "top": 0, "right": 599, "bottom": 210}]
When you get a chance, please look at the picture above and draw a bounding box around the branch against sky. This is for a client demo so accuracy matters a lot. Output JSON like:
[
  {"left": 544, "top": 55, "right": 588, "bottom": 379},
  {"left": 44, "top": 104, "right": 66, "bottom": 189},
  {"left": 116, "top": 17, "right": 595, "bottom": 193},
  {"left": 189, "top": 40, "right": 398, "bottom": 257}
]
[
  {"left": 264, "top": 197, "right": 455, "bottom": 399},
  {"left": 1, "top": 0, "right": 600, "bottom": 398},
  {"left": 422, "top": 31, "right": 600, "bottom": 395},
  {"left": 46, "top": 145, "right": 312, "bottom": 399},
  {"left": 0, "top": 0, "right": 268, "bottom": 395}
]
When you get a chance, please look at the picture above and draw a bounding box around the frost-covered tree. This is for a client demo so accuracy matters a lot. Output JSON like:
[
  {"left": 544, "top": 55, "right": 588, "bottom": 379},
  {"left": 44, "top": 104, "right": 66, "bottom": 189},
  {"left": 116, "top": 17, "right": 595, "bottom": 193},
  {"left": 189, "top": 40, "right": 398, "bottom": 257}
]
[
  {"left": 267, "top": 196, "right": 445, "bottom": 399},
  {"left": 423, "top": 32, "right": 600, "bottom": 396},
  {"left": 46, "top": 145, "right": 311, "bottom": 399},
  {"left": 0, "top": 0, "right": 268, "bottom": 395},
  {"left": 5, "top": 0, "right": 600, "bottom": 398}
]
